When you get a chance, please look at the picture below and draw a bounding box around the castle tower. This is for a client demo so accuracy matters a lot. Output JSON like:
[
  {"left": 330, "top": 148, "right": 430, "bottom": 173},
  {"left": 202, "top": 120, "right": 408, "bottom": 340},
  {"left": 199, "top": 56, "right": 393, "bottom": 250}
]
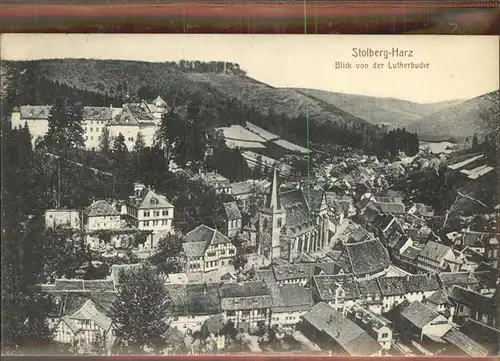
[
  {"left": 152, "top": 95, "right": 168, "bottom": 122},
  {"left": 258, "top": 168, "right": 286, "bottom": 261}
]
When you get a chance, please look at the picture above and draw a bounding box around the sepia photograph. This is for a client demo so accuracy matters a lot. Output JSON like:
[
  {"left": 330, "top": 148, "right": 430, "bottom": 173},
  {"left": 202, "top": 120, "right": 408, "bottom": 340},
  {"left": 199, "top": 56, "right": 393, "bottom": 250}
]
[{"left": 1, "top": 34, "right": 499, "bottom": 357}]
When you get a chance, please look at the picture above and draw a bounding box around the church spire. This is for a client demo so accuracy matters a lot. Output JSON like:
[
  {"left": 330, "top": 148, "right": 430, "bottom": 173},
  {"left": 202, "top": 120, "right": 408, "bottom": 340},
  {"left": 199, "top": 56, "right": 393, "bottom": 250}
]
[{"left": 267, "top": 167, "right": 281, "bottom": 210}]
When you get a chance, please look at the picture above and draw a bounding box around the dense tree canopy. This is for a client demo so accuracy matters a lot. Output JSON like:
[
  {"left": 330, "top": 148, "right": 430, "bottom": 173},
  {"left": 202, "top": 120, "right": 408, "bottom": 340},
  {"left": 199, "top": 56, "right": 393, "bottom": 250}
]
[{"left": 111, "top": 265, "right": 170, "bottom": 353}]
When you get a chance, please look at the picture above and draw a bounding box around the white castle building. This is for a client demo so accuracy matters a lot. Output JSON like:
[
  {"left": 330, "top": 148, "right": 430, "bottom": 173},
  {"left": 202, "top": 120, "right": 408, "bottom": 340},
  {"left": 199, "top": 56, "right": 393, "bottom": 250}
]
[{"left": 11, "top": 96, "right": 169, "bottom": 151}]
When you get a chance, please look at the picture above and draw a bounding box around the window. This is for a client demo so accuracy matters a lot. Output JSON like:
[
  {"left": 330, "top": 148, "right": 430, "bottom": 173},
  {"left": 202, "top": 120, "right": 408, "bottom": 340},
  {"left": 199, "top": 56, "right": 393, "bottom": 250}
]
[
  {"left": 207, "top": 252, "right": 216, "bottom": 257},
  {"left": 144, "top": 221, "right": 150, "bottom": 227},
  {"left": 153, "top": 211, "right": 160, "bottom": 217},
  {"left": 220, "top": 250, "right": 226, "bottom": 255},
  {"left": 162, "top": 210, "right": 168, "bottom": 216},
  {"left": 91, "top": 136, "right": 94, "bottom": 140},
  {"left": 144, "top": 211, "right": 150, "bottom": 217},
  {"left": 98, "top": 136, "right": 101, "bottom": 140},
  {"left": 381, "top": 333, "right": 388, "bottom": 338},
  {"left": 277, "top": 218, "right": 282, "bottom": 227},
  {"left": 229, "top": 249, "right": 235, "bottom": 255},
  {"left": 153, "top": 220, "right": 159, "bottom": 226},
  {"left": 90, "top": 127, "right": 93, "bottom": 132},
  {"left": 85, "top": 136, "right": 88, "bottom": 140},
  {"left": 227, "top": 310, "right": 236, "bottom": 317}
]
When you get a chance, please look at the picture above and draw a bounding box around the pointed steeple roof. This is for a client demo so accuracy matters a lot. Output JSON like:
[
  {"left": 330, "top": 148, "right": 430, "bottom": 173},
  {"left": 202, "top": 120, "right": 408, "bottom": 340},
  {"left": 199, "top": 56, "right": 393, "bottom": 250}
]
[{"left": 267, "top": 167, "right": 281, "bottom": 210}]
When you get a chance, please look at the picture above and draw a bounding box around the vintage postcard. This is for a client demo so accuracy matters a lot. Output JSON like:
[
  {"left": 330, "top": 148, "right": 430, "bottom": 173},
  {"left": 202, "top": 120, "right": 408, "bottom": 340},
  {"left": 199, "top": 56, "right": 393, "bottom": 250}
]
[{"left": 1, "top": 34, "right": 499, "bottom": 356}]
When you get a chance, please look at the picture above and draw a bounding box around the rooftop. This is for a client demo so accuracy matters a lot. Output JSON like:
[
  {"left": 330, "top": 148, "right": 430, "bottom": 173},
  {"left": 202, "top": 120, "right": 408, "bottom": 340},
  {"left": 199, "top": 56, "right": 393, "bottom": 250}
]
[
  {"left": 400, "top": 301, "right": 448, "bottom": 330},
  {"left": 85, "top": 200, "right": 119, "bottom": 217},
  {"left": 302, "top": 302, "right": 382, "bottom": 356}
]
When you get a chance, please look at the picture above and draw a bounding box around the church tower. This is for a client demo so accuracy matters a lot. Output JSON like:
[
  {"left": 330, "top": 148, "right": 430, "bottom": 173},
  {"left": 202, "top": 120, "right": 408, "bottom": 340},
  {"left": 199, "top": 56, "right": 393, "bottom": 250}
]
[{"left": 258, "top": 168, "right": 286, "bottom": 262}]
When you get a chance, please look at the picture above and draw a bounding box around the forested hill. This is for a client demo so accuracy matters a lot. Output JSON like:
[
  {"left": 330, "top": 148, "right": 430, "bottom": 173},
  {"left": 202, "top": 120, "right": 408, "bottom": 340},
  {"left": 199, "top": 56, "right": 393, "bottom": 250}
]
[{"left": 1, "top": 58, "right": 388, "bottom": 152}]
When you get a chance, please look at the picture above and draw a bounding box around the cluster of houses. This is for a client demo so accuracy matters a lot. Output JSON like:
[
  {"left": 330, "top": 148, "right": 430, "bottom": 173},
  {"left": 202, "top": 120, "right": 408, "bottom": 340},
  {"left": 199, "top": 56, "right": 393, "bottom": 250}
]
[
  {"left": 27, "top": 97, "right": 498, "bottom": 356},
  {"left": 39, "top": 150, "right": 498, "bottom": 355}
]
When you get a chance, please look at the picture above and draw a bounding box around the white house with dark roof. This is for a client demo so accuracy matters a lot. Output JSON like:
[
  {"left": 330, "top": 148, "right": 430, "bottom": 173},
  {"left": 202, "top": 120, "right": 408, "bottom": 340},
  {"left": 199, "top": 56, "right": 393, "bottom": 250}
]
[
  {"left": 82, "top": 106, "right": 114, "bottom": 150},
  {"left": 84, "top": 200, "right": 121, "bottom": 231},
  {"left": 51, "top": 295, "right": 116, "bottom": 350},
  {"left": 124, "top": 183, "right": 174, "bottom": 235},
  {"left": 182, "top": 224, "right": 237, "bottom": 273},
  {"left": 300, "top": 302, "right": 383, "bottom": 356},
  {"left": 12, "top": 96, "right": 168, "bottom": 150},
  {"left": 11, "top": 105, "right": 51, "bottom": 146}
]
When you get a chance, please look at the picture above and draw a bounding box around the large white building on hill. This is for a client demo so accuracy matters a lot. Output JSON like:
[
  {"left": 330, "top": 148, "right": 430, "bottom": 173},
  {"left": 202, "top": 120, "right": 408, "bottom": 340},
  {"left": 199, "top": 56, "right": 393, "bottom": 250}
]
[{"left": 11, "top": 96, "right": 169, "bottom": 151}]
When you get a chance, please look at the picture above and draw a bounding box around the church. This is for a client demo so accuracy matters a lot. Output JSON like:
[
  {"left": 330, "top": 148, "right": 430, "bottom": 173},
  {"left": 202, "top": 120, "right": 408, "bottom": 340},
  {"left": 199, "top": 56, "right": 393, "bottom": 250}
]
[{"left": 247, "top": 169, "right": 331, "bottom": 265}]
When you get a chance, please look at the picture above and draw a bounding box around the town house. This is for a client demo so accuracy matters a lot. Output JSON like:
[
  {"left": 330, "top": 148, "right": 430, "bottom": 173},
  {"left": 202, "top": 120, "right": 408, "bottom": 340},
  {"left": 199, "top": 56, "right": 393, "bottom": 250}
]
[
  {"left": 182, "top": 224, "right": 237, "bottom": 273},
  {"left": 84, "top": 200, "right": 121, "bottom": 232},
  {"left": 194, "top": 171, "right": 232, "bottom": 195},
  {"left": 416, "top": 240, "right": 463, "bottom": 273},
  {"left": 165, "top": 283, "right": 222, "bottom": 335},
  {"left": 377, "top": 274, "right": 441, "bottom": 313},
  {"left": 300, "top": 302, "right": 383, "bottom": 356},
  {"left": 398, "top": 301, "right": 452, "bottom": 343},
  {"left": 312, "top": 274, "right": 361, "bottom": 314},
  {"left": 123, "top": 183, "right": 175, "bottom": 236},
  {"left": 269, "top": 284, "right": 314, "bottom": 329},
  {"left": 219, "top": 281, "right": 272, "bottom": 333},
  {"left": 346, "top": 305, "right": 394, "bottom": 351},
  {"left": 448, "top": 286, "right": 497, "bottom": 328}
]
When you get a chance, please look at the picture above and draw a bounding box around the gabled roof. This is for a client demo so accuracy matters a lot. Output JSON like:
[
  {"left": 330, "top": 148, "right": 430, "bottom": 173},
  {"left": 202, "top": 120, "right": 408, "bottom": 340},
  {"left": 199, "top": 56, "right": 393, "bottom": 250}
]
[
  {"left": 223, "top": 202, "right": 242, "bottom": 220},
  {"left": 367, "top": 200, "right": 406, "bottom": 215},
  {"left": 400, "top": 301, "right": 447, "bottom": 329},
  {"left": 343, "top": 238, "right": 391, "bottom": 277},
  {"left": 418, "top": 241, "right": 453, "bottom": 262},
  {"left": 438, "top": 272, "right": 479, "bottom": 288},
  {"left": 165, "top": 283, "right": 222, "bottom": 316},
  {"left": 69, "top": 299, "right": 112, "bottom": 331},
  {"left": 86, "top": 200, "right": 119, "bottom": 217},
  {"left": 443, "top": 328, "right": 488, "bottom": 356},
  {"left": 426, "top": 289, "right": 452, "bottom": 306},
  {"left": 219, "top": 281, "right": 272, "bottom": 311},
  {"left": 313, "top": 274, "right": 360, "bottom": 301},
  {"left": 377, "top": 274, "right": 440, "bottom": 296},
  {"left": 134, "top": 188, "right": 174, "bottom": 210},
  {"left": 270, "top": 284, "right": 314, "bottom": 313},
  {"left": 302, "top": 302, "right": 382, "bottom": 356},
  {"left": 182, "top": 225, "right": 233, "bottom": 257}
]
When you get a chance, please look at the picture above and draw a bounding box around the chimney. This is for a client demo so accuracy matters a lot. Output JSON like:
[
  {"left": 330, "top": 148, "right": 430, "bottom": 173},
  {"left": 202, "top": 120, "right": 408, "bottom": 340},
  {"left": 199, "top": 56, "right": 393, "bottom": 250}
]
[{"left": 203, "top": 282, "right": 208, "bottom": 294}]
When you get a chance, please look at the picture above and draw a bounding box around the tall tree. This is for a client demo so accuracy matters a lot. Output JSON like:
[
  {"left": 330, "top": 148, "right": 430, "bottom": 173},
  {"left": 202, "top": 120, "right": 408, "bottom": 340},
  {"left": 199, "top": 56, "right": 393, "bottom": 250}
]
[
  {"left": 43, "top": 97, "right": 85, "bottom": 152},
  {"left": 155, "top": 110, "right": 184, "bottom": 164},
  {"left": 149, "top": 233, "right": 186, "bottom": 274},
  {"left": 111, "top": 265, "right": 169, "bottom": 353},
  {"left": 133, "top": 132, "right": 146, "bottom": 153},
  {"left": 99, "top": 127, "right": 111, "bottom": 154}
]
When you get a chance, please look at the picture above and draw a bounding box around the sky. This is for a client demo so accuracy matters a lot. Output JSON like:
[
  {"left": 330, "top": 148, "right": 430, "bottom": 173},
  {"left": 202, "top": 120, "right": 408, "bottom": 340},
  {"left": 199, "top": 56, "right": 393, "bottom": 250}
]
[{"left": 2, "top": 34, "right": 498, "bottom": 103}]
